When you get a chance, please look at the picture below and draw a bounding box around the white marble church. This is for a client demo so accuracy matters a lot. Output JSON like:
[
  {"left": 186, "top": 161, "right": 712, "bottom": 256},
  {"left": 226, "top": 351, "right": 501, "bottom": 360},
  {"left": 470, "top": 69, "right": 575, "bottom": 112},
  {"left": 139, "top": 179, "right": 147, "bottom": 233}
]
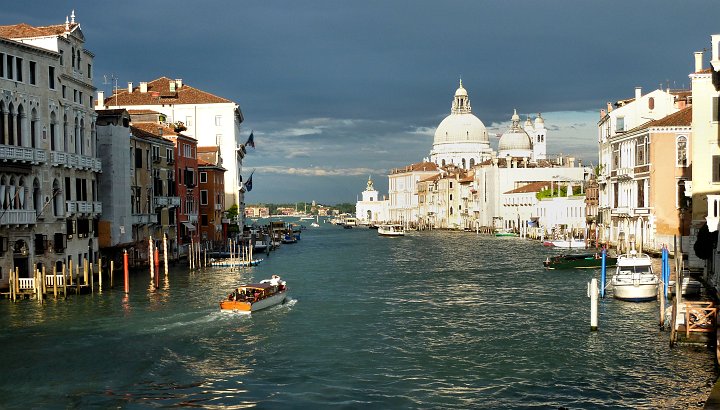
[
  {"left": 366, "top": 79, "right": 589, "bottom": 231},
  {"left": 355, "top": 176, "right": 389, "bottom": 225}
]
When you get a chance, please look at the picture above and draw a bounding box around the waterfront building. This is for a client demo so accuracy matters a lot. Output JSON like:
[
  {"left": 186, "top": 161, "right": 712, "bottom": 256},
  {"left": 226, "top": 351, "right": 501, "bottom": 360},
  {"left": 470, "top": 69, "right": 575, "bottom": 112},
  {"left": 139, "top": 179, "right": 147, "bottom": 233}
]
[
  {"left": 689, "top": 37, "right": 720, "bottom": 274},
  {"left": 389, "top": 81, "right": 588, "bottom": 230},
  {"left": 596, "top": 86, "right": 687, "bottom": 251},
  {"left": 99, "top": 77, "right": 246, "bottom": 224},
  {"left": 355, "top": 176, "right": 389, "bottom": 224},
  {"left": 197, "top": 146, "right": 226, "bottom": 247},
  {"left": 388, "top": 161, "right": 440, "bottom": 224},
  {"left": 245, "top": 206, "right": 269, "bottom": 218},
  {"left": 0, "top": 13, "right": 101, "bottom": 284},
  {"left": 96, "top": 110, "right": 181, "bottom": 266}
]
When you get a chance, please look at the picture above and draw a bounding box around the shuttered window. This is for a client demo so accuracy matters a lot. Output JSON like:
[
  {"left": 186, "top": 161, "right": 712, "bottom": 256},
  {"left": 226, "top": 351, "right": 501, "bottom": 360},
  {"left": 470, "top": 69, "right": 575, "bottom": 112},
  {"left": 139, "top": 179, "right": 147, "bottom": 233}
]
[{"left": 713, "top": 155, "right": 720, "bottom": 182}]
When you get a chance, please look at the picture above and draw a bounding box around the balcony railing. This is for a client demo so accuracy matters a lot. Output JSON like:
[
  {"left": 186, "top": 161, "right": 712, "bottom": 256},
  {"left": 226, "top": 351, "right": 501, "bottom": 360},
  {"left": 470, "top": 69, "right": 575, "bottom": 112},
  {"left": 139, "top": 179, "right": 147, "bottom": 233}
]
[
  {"left": 187, "top": 214, "right": 198, "bottom": 223},
  {"left": 154, "top": 196, "right": 181, "bottom": 208},
  {"left": 0, "top": 209, "right": 37, "bottom": 225},
  {"left": 130, "top": 213, "right": 158, "bottom": 225},
  {"left": 93, "top": 201, "right": 102, "bottom": 214},
  {"left": 50, "top": 151, "right": 102, "bottom": 172},
  {"left": 0, "top": 145, "right": 47, "bottom": 164}
]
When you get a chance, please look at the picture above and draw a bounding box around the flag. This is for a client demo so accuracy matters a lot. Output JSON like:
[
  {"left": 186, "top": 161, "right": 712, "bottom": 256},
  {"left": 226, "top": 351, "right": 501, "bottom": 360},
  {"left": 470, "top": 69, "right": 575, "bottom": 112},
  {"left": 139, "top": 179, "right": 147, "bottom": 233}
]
[
  {"left": 245, "top": 131, "right": 255, "bottom": 148},
  {"left": 244, "top": 171, "right": 254, "bottom": 192}
]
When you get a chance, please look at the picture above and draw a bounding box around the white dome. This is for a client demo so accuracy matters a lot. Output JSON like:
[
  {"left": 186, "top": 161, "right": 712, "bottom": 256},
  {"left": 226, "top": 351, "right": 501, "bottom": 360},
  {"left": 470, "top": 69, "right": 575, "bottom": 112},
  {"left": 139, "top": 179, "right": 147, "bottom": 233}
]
[
  {"left": 499, "top": 109, "right": 532, "bottom": 152},
  {"left": 434, "top": 113, "right": 488, "bottom": 145},
  {"left": 534, "top": 113, "right": 545, "bottom": 126}
]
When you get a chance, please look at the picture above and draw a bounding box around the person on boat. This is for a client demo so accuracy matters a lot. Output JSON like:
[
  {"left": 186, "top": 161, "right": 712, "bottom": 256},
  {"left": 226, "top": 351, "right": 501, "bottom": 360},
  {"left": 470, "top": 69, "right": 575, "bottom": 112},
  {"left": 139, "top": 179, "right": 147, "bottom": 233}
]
[{"left": 270, "top": 275, "right": 281, "bottom": 286}]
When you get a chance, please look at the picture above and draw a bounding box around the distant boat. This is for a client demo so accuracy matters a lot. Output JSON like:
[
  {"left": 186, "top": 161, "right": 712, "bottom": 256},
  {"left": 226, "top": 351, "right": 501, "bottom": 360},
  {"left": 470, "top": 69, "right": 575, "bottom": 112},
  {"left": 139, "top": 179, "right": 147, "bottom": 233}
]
[
  {"left": 543, "top": 253, "right": 617, "bottom": 270},
  {"left": 495, "top": 229, "right": 518, "bottom": 237},
  {"left": 544, "top": 238, "right": 586, "bottom": 249},
  {"left": 210, "top": 258, "right": 263, "bottom": 267},
  {"left": 377, "top": 224, "right": 405, "bottom": 237}
]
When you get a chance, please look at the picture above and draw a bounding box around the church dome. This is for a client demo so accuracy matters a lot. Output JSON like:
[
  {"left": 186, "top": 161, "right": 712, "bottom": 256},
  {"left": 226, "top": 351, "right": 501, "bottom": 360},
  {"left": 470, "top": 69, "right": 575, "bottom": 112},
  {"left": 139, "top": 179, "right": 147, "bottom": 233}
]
[
  {"left": 499, "top": 109, "right": 532, "bottom": 152},
  {"left": 534, "top": 113, "right": 545, "bottom": 126},
  {"left": 433, "top": 80, "right": 488, "bottom": 145}
]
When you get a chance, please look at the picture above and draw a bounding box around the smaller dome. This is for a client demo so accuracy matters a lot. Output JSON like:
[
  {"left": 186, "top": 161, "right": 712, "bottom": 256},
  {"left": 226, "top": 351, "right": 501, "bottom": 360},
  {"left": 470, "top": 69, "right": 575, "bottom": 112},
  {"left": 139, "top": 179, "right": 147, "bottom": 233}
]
[
  {"left": 499, "top": 109, "right": 532, "bottom": 152},
  {"left": 455, "top": 81, "right": 467, "bottom": 97},
  {"left": 524, "top": 117, "right": 534, "bottom": 130},
  {"left": 534, "top": 113, "right": 545, "bottom": 126}
]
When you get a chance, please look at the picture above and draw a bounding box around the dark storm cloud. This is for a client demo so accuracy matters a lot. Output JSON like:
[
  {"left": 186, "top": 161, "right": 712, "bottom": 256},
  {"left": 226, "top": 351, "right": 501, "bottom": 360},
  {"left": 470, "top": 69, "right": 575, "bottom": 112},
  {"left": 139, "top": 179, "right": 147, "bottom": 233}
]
[{"left": 3, "top": 0, "right": 718, "bottom": 203}]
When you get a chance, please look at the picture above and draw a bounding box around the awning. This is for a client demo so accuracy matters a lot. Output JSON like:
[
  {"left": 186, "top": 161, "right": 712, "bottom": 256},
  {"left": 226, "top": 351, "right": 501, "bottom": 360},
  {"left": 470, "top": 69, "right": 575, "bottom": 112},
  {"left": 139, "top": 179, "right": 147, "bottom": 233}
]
[{"left": 182, "top": 222, "right": 196, "bottom": 231}]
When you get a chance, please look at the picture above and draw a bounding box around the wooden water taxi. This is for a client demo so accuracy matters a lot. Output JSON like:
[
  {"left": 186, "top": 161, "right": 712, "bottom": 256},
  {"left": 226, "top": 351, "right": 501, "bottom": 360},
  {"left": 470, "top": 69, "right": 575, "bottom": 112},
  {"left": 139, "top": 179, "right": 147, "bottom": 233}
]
[
  {"left": 543, "top": 253, "right": 617, "bottom": 270},
  {"left": 377, "top": 224, "right": 405, "bottom": 237},
  {"left": 220, "top": 275, "right": 288, "bottom": 313}
]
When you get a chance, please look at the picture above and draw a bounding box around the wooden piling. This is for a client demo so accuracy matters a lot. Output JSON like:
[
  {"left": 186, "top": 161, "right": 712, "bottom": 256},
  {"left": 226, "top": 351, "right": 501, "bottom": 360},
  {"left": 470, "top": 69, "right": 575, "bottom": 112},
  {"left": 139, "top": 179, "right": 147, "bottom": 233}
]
[
  {"left": 90, "top": 262, "right": 94, "bottom": 293},
  {"left": 110, "top": 260, "right": 114, "bottom": 288},
  {"left": 659, "top": 280, "right": 665, "bottom": 329},
  {"left": 163, "top": 234, "right": 168, "bottom": 276},
  {"left": 14, "top": 267, "right": 18, "bottom": 302},
  {"left": 590, "top": 278, "right": 598, "bottom": 331},
  {"left": 123, "top": 250, "right": 129, "bottom": 294},
  {"left": 98, "top": 257, "right": 103, "bottom": 292},
  {"left": 68, "top": 260, "right": 73, "bottom": 286},
  {"left": 42, "top": 266, "right": 47, "bottom": 297},
  {"left": 62, "top": 263, "right": 67, "bottom": 298},
  {"left": 53, "top": 264, "right": 58, "bottom": 299},
  {"left": 149, "top": 236, "right": 155, "bottom": 279},
  {"left": 84, "top": 258, "right": 88, "bottom": 286}
]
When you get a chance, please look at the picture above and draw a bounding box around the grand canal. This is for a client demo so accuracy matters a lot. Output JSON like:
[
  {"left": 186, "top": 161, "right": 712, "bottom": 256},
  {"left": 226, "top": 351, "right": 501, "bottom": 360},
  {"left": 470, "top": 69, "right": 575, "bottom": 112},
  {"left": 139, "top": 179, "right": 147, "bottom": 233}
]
[{"left": 0, "top": 222, "right": 716, "bottom": 408}]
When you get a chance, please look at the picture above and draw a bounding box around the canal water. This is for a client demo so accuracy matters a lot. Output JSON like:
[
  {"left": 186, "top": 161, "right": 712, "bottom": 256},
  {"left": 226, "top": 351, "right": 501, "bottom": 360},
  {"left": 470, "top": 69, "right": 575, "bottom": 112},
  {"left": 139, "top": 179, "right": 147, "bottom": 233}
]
[{"left": 0, "top": 223, "right": 716, "bottom": 409}]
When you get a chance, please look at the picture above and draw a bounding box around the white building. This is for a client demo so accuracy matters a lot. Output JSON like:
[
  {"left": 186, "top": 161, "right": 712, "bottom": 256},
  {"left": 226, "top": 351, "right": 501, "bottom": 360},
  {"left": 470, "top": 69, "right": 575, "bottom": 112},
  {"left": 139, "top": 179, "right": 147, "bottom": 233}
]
[
  {"left": 99, "top": 77, "right": 246, "bottom": 218},
  {"left": 0, "top": 12, "right": 101, "bottom": 282},
  {"left": 388, "top": 161, "right": 439, "bottom": 224},
  {"left": 355, "top": 176, "right": 389, "bottom": 224}
]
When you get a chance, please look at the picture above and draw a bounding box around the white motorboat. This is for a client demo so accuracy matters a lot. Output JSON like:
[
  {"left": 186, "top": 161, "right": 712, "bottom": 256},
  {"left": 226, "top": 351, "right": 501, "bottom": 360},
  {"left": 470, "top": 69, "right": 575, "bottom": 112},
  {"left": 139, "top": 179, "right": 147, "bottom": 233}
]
[
  {"left": 545, "top": 238, "right": 586, "bottom": 249},
  {"left": 377, "top": 224, "right": 405, "bottom": 237},
  {"left": 610, "top": 251, "right": 658, "bottom": 302},
  {"left": 669, "top": 277, "right": 703, "bottom": 296}
]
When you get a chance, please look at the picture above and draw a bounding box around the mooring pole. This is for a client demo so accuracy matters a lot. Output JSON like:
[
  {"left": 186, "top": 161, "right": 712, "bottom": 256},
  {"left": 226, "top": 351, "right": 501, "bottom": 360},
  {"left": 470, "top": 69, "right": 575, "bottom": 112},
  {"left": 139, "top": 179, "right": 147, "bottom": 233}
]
[
  {"left": 600, "top": 248, "right": 607, "bottom": 298},
  {"left": 123, "top": 249, "right": 129, "bottom": 294},
  {"left": 590, "top": 278, "right": 598, "bottom": 331}
]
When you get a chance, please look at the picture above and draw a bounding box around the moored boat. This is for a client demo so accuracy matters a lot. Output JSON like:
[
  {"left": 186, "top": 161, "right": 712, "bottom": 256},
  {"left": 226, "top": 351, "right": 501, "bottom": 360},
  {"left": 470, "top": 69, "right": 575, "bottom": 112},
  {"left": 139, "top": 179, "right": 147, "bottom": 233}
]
[
  {"left": 610, "top": 251, "right": 658, "bottom": 302},
  {"left": 669, "top": 277, "right": 703, "bottom": 297},
  {"left": 494, "top": 229, "right": 518, "bottom": 237},
  {"left": 377, "top": 224, "right": 405, "bottom": 237},
  {"left": 543, "top": 253, "right": 617, "bottom": 270},
  {"left": 220, "top": 275, "right": 288, "bottom": 313},
  {"left": 545, "top": 238, "right": 587, "bottom": 249}
]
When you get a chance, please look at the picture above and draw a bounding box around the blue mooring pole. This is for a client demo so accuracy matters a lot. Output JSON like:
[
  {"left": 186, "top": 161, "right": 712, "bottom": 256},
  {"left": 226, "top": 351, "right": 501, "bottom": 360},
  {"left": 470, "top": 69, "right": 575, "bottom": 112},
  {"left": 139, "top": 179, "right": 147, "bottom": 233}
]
[
  {"left": 600, "top": 247, "right": 607, "bottom": 298},
  {"left": 663, "top": 246, "right": 669, "bottom": 299}
]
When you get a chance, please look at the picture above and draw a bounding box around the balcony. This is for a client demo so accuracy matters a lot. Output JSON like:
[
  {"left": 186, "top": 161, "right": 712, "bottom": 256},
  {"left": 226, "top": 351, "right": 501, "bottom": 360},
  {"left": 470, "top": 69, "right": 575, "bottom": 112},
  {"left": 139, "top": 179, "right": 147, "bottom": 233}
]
[
  {"left": 130, "top": 213, "right": 158, "bottom": 225},
  {"left": 187, "top": 213, "right": 198, "bottom": 223},
  {"left": 615, "top": 167, "right": 634, "bottom": 180},
  {"left": 0, "top": 209, "right": 36, "bottom": 225},
  {"left": 50, "top": 151, "right": 102, "bottom": 172},
  {"left": 65, "top": 200, "right": 77, "bottom": 217},
  {"left": 154, "top": 196, "right": 181, "bottom": 208},
  {"left": 0, "top": 145, "right": 47, "bottom": 164},
  {"left": 93, "top": 201, "right": 102, "bottom": 214},
  {"left": 610, "top": 206, "right": 630, "bottom": 216}
]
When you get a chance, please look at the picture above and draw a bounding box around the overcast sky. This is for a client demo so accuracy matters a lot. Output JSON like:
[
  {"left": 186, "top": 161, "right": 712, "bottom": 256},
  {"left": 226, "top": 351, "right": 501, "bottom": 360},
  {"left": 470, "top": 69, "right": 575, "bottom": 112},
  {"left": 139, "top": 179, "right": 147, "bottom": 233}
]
[{"left": 3, "top": 1, "right": 718, "bottom": 204}]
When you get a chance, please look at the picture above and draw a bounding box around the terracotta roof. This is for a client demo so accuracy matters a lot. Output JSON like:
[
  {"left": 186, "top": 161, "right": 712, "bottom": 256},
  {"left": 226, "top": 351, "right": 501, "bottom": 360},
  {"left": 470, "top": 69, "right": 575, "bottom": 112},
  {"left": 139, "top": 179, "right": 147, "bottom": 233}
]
[
  {"left": 505, "top": 181, "right": 551, "bottom": 194},
  {"left": 0, "top": 23, "right": 76, "bottom": 39},
  {"left": 127, "top": 109, "right": 161, "bottom": 115},
  {"left": 197, "top": 146, "right": 219, "bottom": 153},
  {"left": 391, "top": 161, "right": 439, "bottom": 174},
  {"left": 649, "top": 106, "right": 692, "bottom": 127},
  {"left": 106, "top": 77, "right": 232, "bottom": 106},
  {"left": 419, "top": 174, "right": 440, "bottom": 183}
]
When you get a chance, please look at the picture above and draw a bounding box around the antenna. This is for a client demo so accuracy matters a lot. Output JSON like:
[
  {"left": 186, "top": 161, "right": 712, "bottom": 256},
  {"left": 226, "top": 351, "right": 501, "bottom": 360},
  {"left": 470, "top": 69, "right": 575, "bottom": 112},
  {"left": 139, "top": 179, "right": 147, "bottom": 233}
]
[{"left": 103, "top": 73, "right": 119, "bottom": 107}]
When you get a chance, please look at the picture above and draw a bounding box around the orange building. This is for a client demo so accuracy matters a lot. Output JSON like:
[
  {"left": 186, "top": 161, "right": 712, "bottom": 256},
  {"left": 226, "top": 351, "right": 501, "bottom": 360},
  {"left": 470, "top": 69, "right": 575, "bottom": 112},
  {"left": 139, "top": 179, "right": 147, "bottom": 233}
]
[{"left": 197, "top": 147, "right": 226, "bottom": 247}]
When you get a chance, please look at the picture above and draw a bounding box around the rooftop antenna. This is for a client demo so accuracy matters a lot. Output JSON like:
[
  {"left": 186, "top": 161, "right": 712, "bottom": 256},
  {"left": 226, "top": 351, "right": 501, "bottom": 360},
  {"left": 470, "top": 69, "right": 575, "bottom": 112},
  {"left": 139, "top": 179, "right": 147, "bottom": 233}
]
[{"left": 103, "top": 73, "right": 118, "bottom": 107}]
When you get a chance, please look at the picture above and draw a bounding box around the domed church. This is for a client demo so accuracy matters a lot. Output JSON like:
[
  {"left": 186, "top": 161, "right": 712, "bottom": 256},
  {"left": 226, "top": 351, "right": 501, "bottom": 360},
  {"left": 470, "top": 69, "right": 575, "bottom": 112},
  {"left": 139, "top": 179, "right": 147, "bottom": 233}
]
[
  {"left": 429, "top": 80, "right": 493, "bottom": 169},
  {"left": 429, "top": 81, "right": 548, "bottom": 168}
]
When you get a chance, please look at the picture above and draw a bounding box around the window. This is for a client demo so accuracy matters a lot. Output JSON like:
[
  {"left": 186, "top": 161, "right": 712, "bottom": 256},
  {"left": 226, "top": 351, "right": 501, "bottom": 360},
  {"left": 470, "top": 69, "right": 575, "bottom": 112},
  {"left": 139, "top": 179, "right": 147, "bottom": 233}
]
[
  {"left": 87, "top": 63, "right": 91, "bottom": 79},
  {"left": 15, "top": 57, "right": 22, "bottom": 82},
  {"left": 6, "top": 55, "right": 13, "bottom": 80},
  {"left": 713, "top": 97, "right": 719, "bottom": 122},
  {"left": 616, "top": 116, "right": 625, "bottom": 132},
  {"left": 186, "top": 116, "right": 193, "bottom": 127},
  {"left": 636, "top": 138, "right": 647, "bottom": 165},
  {"left": 216, "top": 134, "right": 222, "bottom": 145},
  {"left": 200, "top": 172, "right": 207, "bottom": 183},
  {"left": 59, "top": 50, "right": 64, "bottom": 66},
  {"left": 713, "top": 156, "right": 720, "bottom": 183},
  {"left": 201, "top": 214, "right": 208, "bottom": 226},
  {"left": 200, "top": 190, "right": 208, "bottom": 205},
  {"left": 676, "top": 136, "right": 688, "bottom": 167},
  {"left": 62, "top": 85, "right": 66, "bottom": 99},
  {"left": 48, "top": 66, "right": 55, "bottom": 89},
  {"left": 166, "top": 148, "right": 174, "bottom": 163},
  {"left": 637, "top": 180, "right": 645, "bottom": 208},
  {"left": 29, "top": 61, "right": 36, "bottom": 85},
  {"left": 135, "top": 148, "right": 142, "bottom": 169},
  {"left": 0, "top": 53, "right": 4, "bottom": 77},
  {"left": 648, "top": 97, "right": 655, "bottom": 110},
  {"left": 215, "top": 115, "right": 222, "bottom": 126}
]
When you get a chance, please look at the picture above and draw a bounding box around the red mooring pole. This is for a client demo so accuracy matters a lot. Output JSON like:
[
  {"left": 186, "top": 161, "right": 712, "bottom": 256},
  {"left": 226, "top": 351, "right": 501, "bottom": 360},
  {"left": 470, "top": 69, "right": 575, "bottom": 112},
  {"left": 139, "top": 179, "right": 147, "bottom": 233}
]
[
  {"left": 154, "top": 247, "right": 160, "bottom": 287},
  {"left": 123, "top": 249, "right": 130, "bottom": 294}
]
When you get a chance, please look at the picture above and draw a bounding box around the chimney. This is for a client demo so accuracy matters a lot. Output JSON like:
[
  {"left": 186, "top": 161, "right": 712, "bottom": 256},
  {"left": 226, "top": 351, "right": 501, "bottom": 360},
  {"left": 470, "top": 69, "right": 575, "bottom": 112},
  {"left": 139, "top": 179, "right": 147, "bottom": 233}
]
[
  {"left": 634, "top": 87, "right": 642, "bottom": 101},
  {"left": 175, "top": 79, "right": 183, "bottom": 89},
  {"left": 569, "top": 157, "right": 575, "bottom": 168},
  {"left": 694, "top": 51, "right": 704, "bottom": 73},
  {"left": 600, "top": 109, "right": 606, "bottom": 119},
  {"left": 606, "top": 102, "right": 613, "bottom": 113},
  {"left": 96, "top": 91, "right": 104, "bottom": 108},
  {"left": 140, "top": 82, "right": 147, "bottom": 93},
  {"left": 127, "top": 82, "right": 133, "bottom": 93}
]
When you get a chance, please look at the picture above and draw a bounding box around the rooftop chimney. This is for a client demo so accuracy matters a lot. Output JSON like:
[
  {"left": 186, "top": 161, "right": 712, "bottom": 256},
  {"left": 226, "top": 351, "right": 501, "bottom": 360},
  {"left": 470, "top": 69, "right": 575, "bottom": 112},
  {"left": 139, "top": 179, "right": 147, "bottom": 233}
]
[
  {"left": 606, "top": 102, "right": 613, "bottom": 113},
  {"left": 175, "top": 79, "right": 183, "bottom": 89},
  {"left": 635, "top": 87, "right": 642, "bottom": 101},
  {"left": 140, "top": 82, "right": 147, "bottom": 93},
  {"left": 600, "top": 108, "right": 606, "bottom": 119},
  {"left": 127, "top": 82, "right": 133, "bottom": 93},
  {"left": 96, "top": 91, "right": 104, "bottom": 108},
  {"left": 695, "top": 51, "right": 704, "bottom": 73}
]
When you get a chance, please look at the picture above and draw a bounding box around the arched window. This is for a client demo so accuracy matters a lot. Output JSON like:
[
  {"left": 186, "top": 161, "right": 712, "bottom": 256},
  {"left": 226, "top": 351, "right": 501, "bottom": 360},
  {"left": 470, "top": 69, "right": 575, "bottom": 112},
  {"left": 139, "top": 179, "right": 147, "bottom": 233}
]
[
  {"left": 63, "top": 114, "right": 69, "bottom": 152},
  {"left": 441, "top": 159, "right": 446, "bottom": 167},
  {"left": 53, "top": 179, "right": 62, "bottom": 217},
  {"left": 16, "top": 104, "right": 24, "bottom": 147},
  {"left": 648, "top": 97, "right": 655, "bottom": 110},
  {"left": 462, "top": 158, "right": 466, "bottom": 169},
  {"left": 50, "top": 111, "right": 57, "bottom": 151},
  {"left": 30, "top": 108, "right": 38, "bottom": 148},
  {"left": 33, "top": 178, "right": 41, "bottom": 212},
  {"left": 0, "top": 101, "right": 6, "bottom": 144},
  {"left": 74, "top": 117, "right": 80, "bottom": 154},
  {"left": 7, "top": 103, "right": 15, "bottom": 145},
  {"left": 80, "top": 118, "right": 85, "bottom": 155},
  {"left": 676, "top": 135, "right": 688, "bottom": 167},
  {"left": 470, "top": 158, "right": 475, "bottom": 168}
]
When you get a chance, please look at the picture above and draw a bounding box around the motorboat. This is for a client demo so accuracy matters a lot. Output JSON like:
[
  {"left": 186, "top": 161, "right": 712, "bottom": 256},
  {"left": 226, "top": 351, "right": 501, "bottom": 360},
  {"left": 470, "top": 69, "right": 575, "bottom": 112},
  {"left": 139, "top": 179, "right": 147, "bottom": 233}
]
[
  {"left": 545, "top": 238, "right": 587, "bottom": 248},
  {"left": 610, "top": 251, "right": 658, "bottom": 302},
  {"left": 210, "top": 258, "right": 263, "bottom": 267},
  {"left": 669, "top": 277, "right": 703, "bottom": 297},
  {"left": 281, "top": 233, "right": 297, "bottom": 244},
  {"left": 310, "top": 215, "right": 320, "bottom": 227},
  {"left": 543, "top": 253, "right": 617, "bottom": 270},
  {"left": 220, "top": 275, "right": 288, "bottom": 313},
  {"left": 377, "top": 224, "right": 405, "bottom": 237},
  {"left": 494, "top": 229, "right": 518, "bottom": 237}
]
